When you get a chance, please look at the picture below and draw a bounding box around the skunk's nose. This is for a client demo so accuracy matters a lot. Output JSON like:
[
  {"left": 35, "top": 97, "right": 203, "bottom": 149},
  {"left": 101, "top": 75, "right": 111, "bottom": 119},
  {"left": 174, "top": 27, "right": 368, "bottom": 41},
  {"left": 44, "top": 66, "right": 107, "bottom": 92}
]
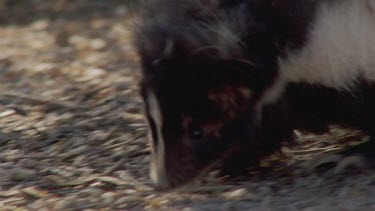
[
  {"left": 153, "top": 178, "right": 172, "bottom": 190},
  {"left": 150, "top": 162, "right": 173, "bottom": 190},
  {"left": 151, "top": 171, "right": 172, "bottom": 190}
]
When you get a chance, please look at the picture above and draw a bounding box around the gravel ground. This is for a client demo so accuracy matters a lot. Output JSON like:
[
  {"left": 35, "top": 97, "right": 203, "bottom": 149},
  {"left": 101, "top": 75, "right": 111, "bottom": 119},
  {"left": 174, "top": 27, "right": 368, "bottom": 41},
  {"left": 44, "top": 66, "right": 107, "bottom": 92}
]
[{"left": 0, "top": 1, "right": 375, "bottom": 210}]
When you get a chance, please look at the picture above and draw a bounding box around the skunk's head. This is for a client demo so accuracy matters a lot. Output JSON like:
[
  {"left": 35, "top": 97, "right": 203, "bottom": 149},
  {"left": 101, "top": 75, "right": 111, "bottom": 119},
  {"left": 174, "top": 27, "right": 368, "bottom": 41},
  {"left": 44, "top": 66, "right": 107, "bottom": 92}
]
[{"left": 135, "top": 0, "right": 279, "bottom": 189}]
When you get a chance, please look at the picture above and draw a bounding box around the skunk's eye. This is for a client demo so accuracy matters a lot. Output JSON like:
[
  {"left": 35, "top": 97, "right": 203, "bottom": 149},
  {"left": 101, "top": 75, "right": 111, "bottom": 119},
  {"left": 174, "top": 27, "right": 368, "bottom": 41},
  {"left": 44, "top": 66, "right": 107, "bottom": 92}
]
[{"left": 188, "top": 124, "right": 204, "bottom": 140}]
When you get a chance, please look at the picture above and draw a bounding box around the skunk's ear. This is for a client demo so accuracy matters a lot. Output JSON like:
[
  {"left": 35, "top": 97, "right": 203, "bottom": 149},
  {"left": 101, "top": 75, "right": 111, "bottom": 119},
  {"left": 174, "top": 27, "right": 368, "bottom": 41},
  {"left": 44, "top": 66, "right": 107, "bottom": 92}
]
[{"left": 208, "top": 85, "right": 252, "bottom": 118}]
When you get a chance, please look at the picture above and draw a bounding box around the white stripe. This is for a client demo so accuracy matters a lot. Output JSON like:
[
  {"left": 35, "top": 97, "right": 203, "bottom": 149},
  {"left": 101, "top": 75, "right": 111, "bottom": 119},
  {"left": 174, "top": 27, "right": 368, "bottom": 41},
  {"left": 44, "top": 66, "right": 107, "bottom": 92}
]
[
  {"left": 146, "top": 91, "right": 170, "bottom": 188},
  {"left": 261, "top": 0, "right": 375, "bottom": 106}
]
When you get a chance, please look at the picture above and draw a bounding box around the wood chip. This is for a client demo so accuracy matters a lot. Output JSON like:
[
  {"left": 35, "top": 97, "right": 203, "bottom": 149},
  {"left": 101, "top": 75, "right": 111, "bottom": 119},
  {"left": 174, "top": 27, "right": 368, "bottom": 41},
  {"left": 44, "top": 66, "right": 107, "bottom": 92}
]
[
  {"left": 98, "top": 176, "right": 128, "bottom": 186},
  {"left": 0, "top": 109, "right": 16, "bottom": 118},
  {"left": 22, "top": 187, "right": 49, "bottom": 198}
]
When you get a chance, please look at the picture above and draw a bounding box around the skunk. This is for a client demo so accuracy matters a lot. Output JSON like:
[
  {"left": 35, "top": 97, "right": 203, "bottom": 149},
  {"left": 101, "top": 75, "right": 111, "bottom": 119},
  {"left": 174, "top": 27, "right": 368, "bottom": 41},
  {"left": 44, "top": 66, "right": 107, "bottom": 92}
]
[{"left": 134, "top": 0, "right": 375, "bottom": 189}]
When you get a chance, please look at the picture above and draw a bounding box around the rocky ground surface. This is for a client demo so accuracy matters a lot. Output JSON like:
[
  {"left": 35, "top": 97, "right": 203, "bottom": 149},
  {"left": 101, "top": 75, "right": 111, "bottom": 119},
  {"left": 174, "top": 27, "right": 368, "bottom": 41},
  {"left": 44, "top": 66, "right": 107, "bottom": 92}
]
[{"left": 0, "top": 1, "right": 375, "bottom": 210}]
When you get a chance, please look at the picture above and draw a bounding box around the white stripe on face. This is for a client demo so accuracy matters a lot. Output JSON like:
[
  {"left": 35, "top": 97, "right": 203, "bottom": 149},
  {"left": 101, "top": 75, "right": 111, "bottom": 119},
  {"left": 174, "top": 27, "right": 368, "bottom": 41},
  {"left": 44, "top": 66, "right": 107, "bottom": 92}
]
[{"left": 146, "top": 91, "right": 170, "bottom": 189}]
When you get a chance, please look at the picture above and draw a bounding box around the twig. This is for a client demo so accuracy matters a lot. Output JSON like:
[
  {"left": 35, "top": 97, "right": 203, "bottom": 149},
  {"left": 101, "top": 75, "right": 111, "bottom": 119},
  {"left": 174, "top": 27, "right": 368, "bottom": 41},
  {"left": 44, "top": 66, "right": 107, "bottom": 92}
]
[{"left": 1, "top": 92, "right": 86, "bottom": 110}]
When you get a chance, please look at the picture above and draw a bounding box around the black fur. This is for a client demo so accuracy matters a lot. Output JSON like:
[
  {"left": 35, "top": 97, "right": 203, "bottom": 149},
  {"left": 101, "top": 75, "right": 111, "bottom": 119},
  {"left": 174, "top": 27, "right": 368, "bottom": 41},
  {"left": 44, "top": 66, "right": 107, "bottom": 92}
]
[{"left": 135, "top": 0, "right": 375, "bottom": 189}]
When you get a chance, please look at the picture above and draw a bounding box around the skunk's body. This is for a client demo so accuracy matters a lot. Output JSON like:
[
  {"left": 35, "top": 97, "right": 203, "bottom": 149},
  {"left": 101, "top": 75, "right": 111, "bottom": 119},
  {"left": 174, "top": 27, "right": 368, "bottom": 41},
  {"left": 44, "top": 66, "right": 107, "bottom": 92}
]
[{"left": 135, "top": 0, "right": 375, "bottom": 189}]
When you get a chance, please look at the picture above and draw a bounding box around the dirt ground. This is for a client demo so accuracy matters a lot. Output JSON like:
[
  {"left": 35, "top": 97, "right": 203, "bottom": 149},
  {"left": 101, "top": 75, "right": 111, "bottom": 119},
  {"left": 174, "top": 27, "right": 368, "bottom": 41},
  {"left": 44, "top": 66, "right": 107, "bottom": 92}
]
[{"left": 1, "top": 1, "right": 375, "bottom": 210}]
